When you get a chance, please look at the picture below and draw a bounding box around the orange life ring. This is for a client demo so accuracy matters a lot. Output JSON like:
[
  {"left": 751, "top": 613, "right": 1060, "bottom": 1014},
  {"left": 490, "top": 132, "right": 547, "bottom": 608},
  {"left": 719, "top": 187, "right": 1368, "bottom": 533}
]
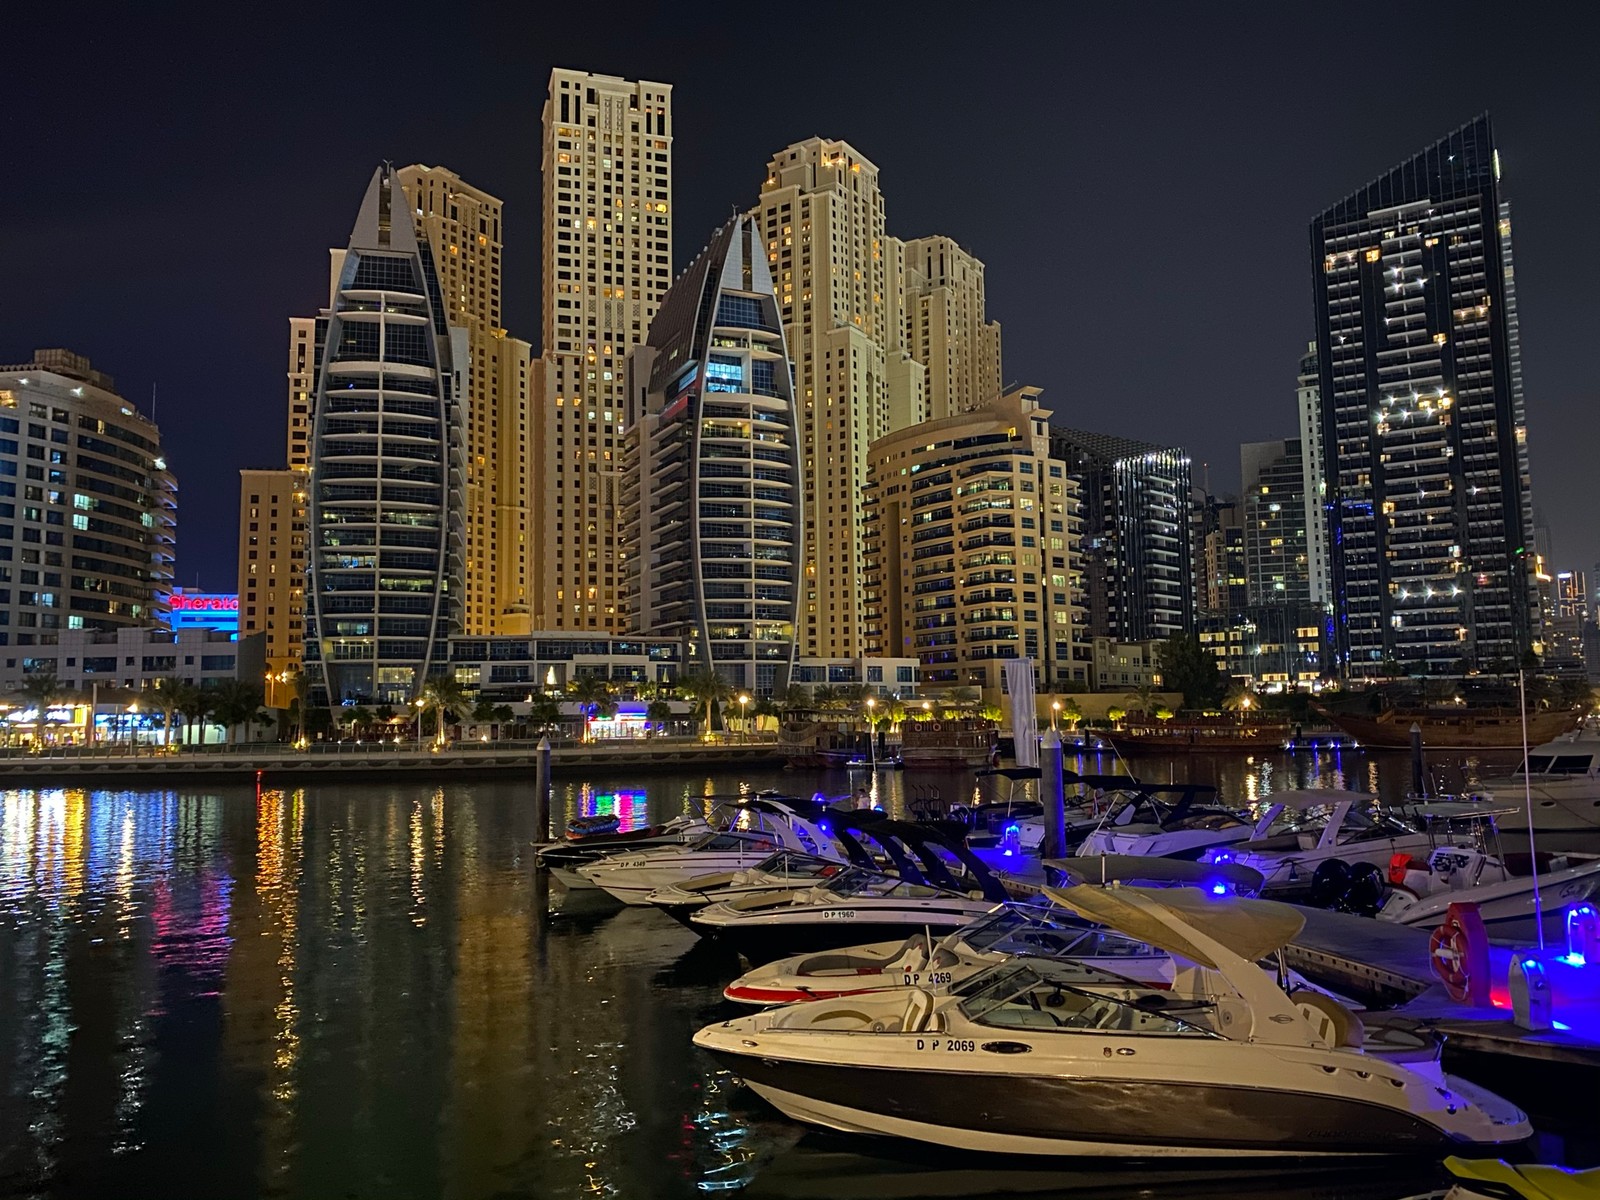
[{"left": 1428, "top": 902, "right": 1489, "bottom": 1005}]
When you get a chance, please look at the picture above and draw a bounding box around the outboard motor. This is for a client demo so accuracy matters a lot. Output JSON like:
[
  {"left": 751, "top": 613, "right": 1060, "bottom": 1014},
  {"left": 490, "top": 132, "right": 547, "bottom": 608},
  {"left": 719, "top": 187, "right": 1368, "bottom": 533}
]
[{"left": 1309, "top": 858, "right": 1351, "bottom": 908}]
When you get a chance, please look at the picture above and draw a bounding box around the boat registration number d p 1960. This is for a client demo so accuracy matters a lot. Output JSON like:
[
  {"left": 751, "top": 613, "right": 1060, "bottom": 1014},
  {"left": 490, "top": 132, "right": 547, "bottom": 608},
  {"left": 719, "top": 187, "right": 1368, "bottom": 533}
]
[{"left": 820, "top": 909, "right": 857, "bottom": 921}]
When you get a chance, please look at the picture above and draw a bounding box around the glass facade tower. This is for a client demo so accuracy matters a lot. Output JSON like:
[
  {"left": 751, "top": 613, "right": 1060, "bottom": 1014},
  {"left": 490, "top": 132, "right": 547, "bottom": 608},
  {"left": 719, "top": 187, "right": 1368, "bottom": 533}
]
[
  {"left": 622, "top": 216, "right": 801, "bottom": 696},
  {"left": 305, "top": 166, "right": 467, "bottom": 705},
  {"left": 1311, "top": 115, "right": 1536, "bottom": 677}
]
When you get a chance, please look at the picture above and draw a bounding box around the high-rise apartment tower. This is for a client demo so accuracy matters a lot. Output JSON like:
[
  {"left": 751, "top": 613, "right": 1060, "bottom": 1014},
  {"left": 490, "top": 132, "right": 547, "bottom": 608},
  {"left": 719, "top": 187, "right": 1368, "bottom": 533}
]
[
  {"left": 1310, "top": 114, "right": 1536, "bottom": 677},
  {"left": 622, "top": 215, "right": 802, "bottom": 695},
  {"left": 536, "top": 69, "right": 673, "bottom": 632}
]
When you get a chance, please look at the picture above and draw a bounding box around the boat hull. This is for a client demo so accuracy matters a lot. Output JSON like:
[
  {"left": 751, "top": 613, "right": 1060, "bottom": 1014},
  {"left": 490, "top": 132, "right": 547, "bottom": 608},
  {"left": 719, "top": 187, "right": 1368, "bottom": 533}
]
[
  {"left": 1316, "top": 707, "right": 1583, "bottom": 751},
  {"left": 698, "top": 912, "right": 980, "bottom": 965},
  {"left": 703, "top": 1055, "right": 1506, "bottom": 1156}
]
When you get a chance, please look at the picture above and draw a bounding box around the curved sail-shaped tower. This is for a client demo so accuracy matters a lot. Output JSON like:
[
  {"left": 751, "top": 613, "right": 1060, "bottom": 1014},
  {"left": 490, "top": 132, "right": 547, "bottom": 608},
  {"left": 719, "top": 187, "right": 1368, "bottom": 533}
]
[
  {"left": 304, "top": 166, "right": 467, "bottom": 705},
  {"left": 622, "top": 216, "right": 801, "bottom": 696}
]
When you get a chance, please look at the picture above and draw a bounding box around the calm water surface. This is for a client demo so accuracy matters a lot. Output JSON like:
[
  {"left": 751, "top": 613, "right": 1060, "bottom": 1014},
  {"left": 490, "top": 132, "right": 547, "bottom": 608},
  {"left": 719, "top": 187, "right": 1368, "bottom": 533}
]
[{"left": 0, "top": 751, "right": 1579, "bottom": 1199}]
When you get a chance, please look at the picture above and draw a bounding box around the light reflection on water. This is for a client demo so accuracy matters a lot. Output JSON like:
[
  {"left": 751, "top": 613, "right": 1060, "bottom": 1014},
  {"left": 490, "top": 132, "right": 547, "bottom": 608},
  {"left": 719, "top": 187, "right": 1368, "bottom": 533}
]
[{"left": 0, "top": 755, "right": 1573, "bottom": 1198}]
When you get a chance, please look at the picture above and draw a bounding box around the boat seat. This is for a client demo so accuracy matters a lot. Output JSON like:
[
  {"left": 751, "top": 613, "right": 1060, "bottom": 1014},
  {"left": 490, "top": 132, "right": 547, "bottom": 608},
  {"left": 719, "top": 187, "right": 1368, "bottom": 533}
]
[
  {"left": 1294, "top": 990, "right": 1365, "bottom": 1049},
  {"left": 900, "top": 989, "right": 935, "bottom": 1034}
]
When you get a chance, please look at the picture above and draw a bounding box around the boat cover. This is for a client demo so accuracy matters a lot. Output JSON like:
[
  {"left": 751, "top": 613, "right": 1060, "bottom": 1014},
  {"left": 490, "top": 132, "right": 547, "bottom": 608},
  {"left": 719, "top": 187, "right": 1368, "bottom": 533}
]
[
  {"left": 1041, "top": 884, "right": 1306, "bottom": 969},
  {"left": 1042, "top": 855, "right": 1263, "bottom": 893}
]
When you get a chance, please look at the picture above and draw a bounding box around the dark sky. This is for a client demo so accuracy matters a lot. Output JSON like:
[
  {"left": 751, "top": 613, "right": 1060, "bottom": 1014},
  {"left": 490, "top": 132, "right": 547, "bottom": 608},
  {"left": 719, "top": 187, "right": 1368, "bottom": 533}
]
[{"left": 6, "top": 2, "right": 1598, "bottom": 592}]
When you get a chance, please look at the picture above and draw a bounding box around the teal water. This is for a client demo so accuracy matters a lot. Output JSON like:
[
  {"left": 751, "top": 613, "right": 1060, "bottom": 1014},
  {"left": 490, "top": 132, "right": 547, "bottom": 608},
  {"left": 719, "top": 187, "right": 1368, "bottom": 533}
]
[{"left": 0, "top": 751, "right": 1584, "bottom": 1199}]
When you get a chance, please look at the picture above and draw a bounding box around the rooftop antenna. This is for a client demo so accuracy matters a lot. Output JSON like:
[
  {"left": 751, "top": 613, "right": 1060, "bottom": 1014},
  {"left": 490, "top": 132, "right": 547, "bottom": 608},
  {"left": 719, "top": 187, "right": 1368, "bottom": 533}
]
[{"left": 150, "top": 382, "right": 158, "bottom": 422}]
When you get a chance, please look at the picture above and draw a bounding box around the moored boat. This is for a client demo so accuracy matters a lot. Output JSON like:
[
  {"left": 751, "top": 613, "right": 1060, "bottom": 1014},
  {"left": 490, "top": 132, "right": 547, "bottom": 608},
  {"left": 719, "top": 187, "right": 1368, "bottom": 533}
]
[
  {"left": 1315, "top": 704, "right": 1583, "bottom": 750},
  {"left": 1106, "top": 718, "right": 1292, "bottom": 753}
]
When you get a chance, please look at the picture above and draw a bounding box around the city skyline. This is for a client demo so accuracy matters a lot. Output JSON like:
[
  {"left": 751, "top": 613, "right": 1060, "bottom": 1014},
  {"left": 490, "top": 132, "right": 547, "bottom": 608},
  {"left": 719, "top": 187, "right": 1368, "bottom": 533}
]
[{"left": 5, "top": 4, "right": 1598, "bottom": 594}]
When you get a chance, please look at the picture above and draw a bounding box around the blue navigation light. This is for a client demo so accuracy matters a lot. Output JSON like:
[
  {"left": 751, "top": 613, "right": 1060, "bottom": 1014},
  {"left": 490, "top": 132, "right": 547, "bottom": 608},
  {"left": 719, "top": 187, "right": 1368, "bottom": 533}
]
[
  {"left": 819, "top": 821, "right": 830, "bottom": 833},
  {"left": 1558, "top": 953, "right": 1588, "bottom": 968},
  {"left": 1211, "top": 883, "right": 1228, "bottom": 896}
]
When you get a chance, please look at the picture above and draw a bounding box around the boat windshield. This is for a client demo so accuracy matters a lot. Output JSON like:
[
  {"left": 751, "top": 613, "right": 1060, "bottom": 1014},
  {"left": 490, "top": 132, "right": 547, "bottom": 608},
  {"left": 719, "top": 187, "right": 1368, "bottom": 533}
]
[
  {"left": 1257, "top": 802, "right": 1411, "bottom": 841},
  {"left": 1105, "top": 793, "right": 1243, "bottom": 831},
  {"left": 956, "top": 962, "right": 1214, "bottom": 1036},
  {"left": 1520, "top": 753, "right": 1598, "bottom": 777},
  {"left": 691, "top": 830, "right": 775, "bottom": 852},
  {"left": 821, "top": 866, "right": 952, "bottom": 900},
  {"left": 753, "top": 851, "right": 843, "bottom": 880},
  {"left": 956, "top": 908, "right": 1038, "bottom": 951}
]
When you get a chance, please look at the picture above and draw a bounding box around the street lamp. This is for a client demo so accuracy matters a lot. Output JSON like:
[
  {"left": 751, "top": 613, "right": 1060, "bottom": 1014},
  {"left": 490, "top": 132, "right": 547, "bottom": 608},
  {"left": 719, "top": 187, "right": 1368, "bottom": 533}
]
[
  {"left": 1051, "top": 699, "right": 1062, "bottom": 731},
  {"left": 738, "top": 693, "right": 750, "bottom": 738},
  {"left": 414, "top": 697, "right": 426, "bottom": 748}
]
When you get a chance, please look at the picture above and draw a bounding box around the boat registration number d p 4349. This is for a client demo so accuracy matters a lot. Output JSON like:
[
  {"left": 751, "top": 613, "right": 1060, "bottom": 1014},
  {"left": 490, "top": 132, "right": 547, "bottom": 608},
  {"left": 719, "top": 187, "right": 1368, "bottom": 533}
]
[{"left": 820, "top": 909, "right": 856, "bottom": 921}]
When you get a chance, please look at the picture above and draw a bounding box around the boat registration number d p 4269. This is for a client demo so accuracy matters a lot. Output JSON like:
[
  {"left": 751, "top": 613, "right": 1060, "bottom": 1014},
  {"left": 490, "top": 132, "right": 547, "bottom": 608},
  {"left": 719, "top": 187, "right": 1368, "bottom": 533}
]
[
  {"left": 902, "top": 971, "right": 954, "bottom": 987},
  {"left": 820, "top": 909, "right": 856, "bottom": 921}
]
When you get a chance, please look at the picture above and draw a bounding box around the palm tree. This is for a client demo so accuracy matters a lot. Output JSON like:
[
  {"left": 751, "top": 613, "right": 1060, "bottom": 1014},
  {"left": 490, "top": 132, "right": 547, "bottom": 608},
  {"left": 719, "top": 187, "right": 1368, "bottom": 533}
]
[
  {"left": 346, "top": 705, "right": 374, "bottom": 739},
  {"left": 679, "top": 667, "right": 734, "bottom": 738},
  {"left": 1123, "top": 681, "right": 1163, "bottom": 719},
  {"left": 645, "top": 698, "right": 673, "bottom": 734},
  {"left": 777, "top": 683, "right": 812, "bottom": 715},
  {"left": 16, "top": 672, "right": 64, "bottom": 745},
  {"left": 151, "top": 676, "right": 189, "bottom": 746},
  {"left": 210, "top": 681, "right": 267, "bottom": 745},
  {"left": 525, "top": 693, "right": 565, "bottom": 736},
  {"left": 420, "top": 675, "right": 469, "bottom": 747},
  {"left": 175, "top": 682, "right": 212, "bottom": 745},
  {"left": 1221, "top": 683, "right": 1257, "bottom": 718},
  {"left": 810, "top": 683, "right": 839, "bottom": 710}
]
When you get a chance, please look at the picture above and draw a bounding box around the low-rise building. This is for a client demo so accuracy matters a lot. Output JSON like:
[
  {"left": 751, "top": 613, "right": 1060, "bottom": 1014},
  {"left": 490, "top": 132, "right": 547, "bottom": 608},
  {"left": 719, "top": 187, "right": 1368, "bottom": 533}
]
[
  {"left": 1089, "top": 637, "right": 1164, "bottom": 692},
  {"left": 0, "top": 626, "right": 262, "bottom": 693}
]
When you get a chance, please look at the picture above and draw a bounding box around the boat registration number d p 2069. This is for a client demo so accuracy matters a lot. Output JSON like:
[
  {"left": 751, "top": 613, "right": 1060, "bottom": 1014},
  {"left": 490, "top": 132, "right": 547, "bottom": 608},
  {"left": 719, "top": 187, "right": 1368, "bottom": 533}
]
[
  {"left": 820, "top": 909, "right": 856, "bottom": 921},
  {"left": 915, "top": 1038, "right": 975, "bottom": 1052}
]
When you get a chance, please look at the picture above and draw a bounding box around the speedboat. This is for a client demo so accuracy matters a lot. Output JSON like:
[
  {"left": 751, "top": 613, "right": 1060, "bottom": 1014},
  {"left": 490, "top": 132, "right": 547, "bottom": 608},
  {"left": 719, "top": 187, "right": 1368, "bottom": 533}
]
[
  {"left": 1477, "top": 724, "right": 1600, "bottom": 850},
  {"left": 1075, "top": 782, "right": 1254, "bottom": 860},
  {"left": 690, "top": 851, "right": 1010, "bottom": 965},
  {"left": 694, "top": 885, "right": 1531, "bottom": 1157},
  {"left": 1200, "top": 789, "right": 1441, "bottom": 902},
  {"left": 1378, "top": 811, "right": 1600, "bottom": 940},
  {"left": 644, "top": 850, "right": 858, "bottom": 927},
  {"left": 537, "top": 812, "right": 712, "bottom": 889},
  {"left": 576, "top": 798, "right": 843, "bottom": 905},
  {"left": 723, "top": 903, "right": 1175, "bottom": 1005}
]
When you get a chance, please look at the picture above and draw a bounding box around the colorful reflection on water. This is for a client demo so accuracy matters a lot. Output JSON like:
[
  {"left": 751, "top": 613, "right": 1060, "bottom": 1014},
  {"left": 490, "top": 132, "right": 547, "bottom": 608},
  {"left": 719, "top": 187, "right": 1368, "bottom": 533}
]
[{"left": 0, "top": 756, "right": 1584, "bottom": 1198}]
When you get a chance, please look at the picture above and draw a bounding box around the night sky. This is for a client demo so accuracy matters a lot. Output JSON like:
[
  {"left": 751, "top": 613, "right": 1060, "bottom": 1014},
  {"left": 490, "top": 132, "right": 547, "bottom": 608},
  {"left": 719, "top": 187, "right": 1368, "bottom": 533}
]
[{"left": 6, "top": 2, "right": 1598, "bottom": 593}]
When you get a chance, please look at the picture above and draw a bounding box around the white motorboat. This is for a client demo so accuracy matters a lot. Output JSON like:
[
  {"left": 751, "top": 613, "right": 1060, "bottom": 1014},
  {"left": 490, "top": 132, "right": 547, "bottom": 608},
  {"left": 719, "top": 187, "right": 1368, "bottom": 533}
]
[
  {"left": 723, "top": 903, "right": 1174, "bottom": 1005},
  {"left": 536, "top": 812, "right": 713, "bottom": 889},
  {"left": 690, "top": 862, "right": 1008, "bottom": 965},
  {"left": 576, "top": 798, "right": 843, "bottom": 905},
  {"left": 694, "top": 885, "right": 1531, "bottom": 1157},
  {"left": 1378, "top": 810, "right": 1600, "bottom": 940},
  {"left": 1199, "top": 790, "right": 1440, "bottom": 900},
  {"left": 644, "top": 850, "right": 858, "bottom": 927},
  {"left": 1477, "top": 724, "right": 1600, "bottom": 849},
  {"left": 1074, "top": 783, "right": 1254, "bottom": 860}
]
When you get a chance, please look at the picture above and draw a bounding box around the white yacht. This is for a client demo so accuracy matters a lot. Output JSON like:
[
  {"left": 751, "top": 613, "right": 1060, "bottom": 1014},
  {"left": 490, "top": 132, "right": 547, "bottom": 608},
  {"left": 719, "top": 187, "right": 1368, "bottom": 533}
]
[
  {"left": 576, "top": 799, "right": 842, "bottom": 905},
  {"left": 690, "top": 863, "right": 1007, "bottom": 964},
  {"left": 694, "top": 885, "right": 1530, "bottom": 1157},
  {"left": 1199, "top": 790, "right": 1438, "bottom": 899},
  {"left": 1477, "top": 724, "right": 1600, "bottom": 849},
  {"left": 723, "top": 903, "right": 1174, "bottom": 1005},
  {"left": 1378, "top": 810, "right": 1600, "bottom": 940},
  {"left": 536, "top": 812, "right": 712, "bottom": 889},
  {"left": 1075, "top": 783, "right": 1254, "bottom": 861},
  {"left": 643, "top": 850, "right": 859, "bottom": 926}
]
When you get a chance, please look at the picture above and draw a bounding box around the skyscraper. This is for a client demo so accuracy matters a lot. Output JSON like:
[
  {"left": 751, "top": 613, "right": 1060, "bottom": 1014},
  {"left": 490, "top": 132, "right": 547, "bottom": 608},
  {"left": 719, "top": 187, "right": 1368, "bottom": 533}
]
[
  {"left": 1310, "top": 114, "right": 1536, "bottom": 678},
  {"left": 397, "top": 165, "right": 531, "bottom": 634},
  {"left": 1050, "top": 428, "right": 1193, "bottom": 642},
  {"left": 303, "top": 166, "right": 467, "bottom": 706},
  {"left": 238, "top": 466, "right": 305, "bottom": 705},
  {"left": 754, "top": 138, "right": 925, "bottom": 659},
  {"left": 622, "top": 215, "right": 801, "bottom": 696},
  {"left": 1294, "top": 341, "right": 1332, "bottom": 611},
  {"left": 900, "top": 236, "right": 1002, "bottom": 420},
  {"left": 1240, "top": 438, "right": 1311, "bottom": 608},
  {"left": 535, "top": 69, "right": 673, "bottom": 633},
  {"left": 864, "top": 387, "right": 1081, "bottom": 696},
  {"left": 0, "top": 350, "right": 176, "bottom": 641}
]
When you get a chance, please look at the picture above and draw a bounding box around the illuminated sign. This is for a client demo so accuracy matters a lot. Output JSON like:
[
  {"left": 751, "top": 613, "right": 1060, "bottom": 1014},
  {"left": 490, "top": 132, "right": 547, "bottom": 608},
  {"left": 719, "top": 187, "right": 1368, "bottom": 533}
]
[{"left": 167, "top": 589, "right": 240, "bottom": 634}]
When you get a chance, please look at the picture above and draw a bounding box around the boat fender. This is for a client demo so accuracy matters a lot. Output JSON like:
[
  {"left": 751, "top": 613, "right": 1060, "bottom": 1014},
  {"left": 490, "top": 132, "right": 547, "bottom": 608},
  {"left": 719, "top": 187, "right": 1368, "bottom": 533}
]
[{"left": 1429, "top": 902, "right": 1490, "bottom": 1006}]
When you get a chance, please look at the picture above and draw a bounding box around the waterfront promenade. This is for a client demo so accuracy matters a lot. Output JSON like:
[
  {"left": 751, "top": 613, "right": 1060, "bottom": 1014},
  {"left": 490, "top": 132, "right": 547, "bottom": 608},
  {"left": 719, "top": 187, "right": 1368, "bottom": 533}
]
[{"left": 0, "top": 736, "right": 788, "bottom": 784}]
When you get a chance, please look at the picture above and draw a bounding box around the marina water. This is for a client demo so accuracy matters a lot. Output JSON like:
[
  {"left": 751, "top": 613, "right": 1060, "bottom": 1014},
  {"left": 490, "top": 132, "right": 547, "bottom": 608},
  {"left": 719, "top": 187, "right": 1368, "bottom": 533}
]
[{"left": 0, "top": 749, "right": 1590, "bottom": 1198}]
